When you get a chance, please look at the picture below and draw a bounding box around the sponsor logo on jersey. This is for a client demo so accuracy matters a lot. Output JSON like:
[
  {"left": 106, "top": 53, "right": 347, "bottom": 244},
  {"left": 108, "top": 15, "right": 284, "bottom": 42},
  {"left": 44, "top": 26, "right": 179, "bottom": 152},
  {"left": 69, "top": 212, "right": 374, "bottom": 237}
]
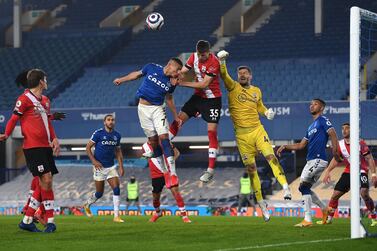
[
  {"left": 101, "top": 140, "right": 117, "bottom": 146},
  {"left": 147, "top": 75, "right": 171, "bottom": 91},
  {"left": 308, "top": 128, "right": 317, "bottom": 137}
]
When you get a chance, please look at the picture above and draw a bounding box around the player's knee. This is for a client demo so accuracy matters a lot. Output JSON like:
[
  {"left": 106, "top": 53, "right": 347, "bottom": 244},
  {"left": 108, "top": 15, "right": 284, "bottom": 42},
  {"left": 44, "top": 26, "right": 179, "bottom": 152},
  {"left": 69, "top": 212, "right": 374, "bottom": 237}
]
[
  {"left": 246, "top": 164, "right": 257, "bottom": 174},
  {"left": 95, "top": 191, "right": 103, "bottom": 199},
  {"left": 265, "top": 154, "right": 276, "bottom": 162},
  {"left": 298, "top": 183, "right": 311, "bottom": 195},
  {"left": 113, "top": 187, "right": 120, "bottom": 196},
  {"left": 40, "top": 173, "right": 53, "bottom": 189}
]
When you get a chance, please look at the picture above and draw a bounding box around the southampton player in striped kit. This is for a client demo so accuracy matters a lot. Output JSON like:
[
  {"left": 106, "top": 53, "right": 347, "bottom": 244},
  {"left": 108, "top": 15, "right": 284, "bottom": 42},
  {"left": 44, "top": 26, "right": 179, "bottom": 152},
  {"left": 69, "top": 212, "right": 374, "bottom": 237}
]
[
  {"left": 0, "top": 69, "right": 60, "bottom": 233},
  {"left": 318, "top": 123, "right": 377, "bottom": 226},
  {"left": 142, "top": 142, "right": 191, "bottom": 223},
  {"left": 84, "top": 114, "right": 124, "bottom": 222},
  {"left": 114, "top": 58, "right": 183, "bottom": 187},
  {"left": 277, "top": 99, "right": 341, "bottom": 227},
  {"left": 215, "top": 50, "right": 292, "bottom": 221},
  {"left": 169, "top": 40, "right": 222, "bottom": 183}
]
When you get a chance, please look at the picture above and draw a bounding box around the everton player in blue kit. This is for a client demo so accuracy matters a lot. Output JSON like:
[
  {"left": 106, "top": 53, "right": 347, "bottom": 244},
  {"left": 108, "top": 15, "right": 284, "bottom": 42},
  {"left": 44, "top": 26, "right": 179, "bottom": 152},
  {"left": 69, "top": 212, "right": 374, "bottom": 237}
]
[
  {"left": 83, "top": 114, "right": 125, "bottom": 223},
  {"left": 277, "top": 98, "right": 341, "bottom": 227},
  {"left": 113, "top": 58, "right": 183, "bottom": 188}
]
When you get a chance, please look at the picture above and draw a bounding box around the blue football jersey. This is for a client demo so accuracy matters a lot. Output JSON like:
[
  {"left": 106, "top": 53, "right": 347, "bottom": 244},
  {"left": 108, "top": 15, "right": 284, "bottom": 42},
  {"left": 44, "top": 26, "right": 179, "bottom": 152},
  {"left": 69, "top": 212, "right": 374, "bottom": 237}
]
[
  {"left": 304, "top": 116, "right": 333, "bottom": 161},
  {"left": 136, "top": 63, "right": 176, "bottom": 105},
  {"left": 90, "top": 128, "right": 121, "bottom": 168}
]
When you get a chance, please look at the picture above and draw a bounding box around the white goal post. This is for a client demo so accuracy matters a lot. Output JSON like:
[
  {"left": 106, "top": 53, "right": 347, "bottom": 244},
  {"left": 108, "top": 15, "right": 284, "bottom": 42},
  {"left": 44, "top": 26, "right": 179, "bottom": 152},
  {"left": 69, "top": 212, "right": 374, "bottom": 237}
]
[{"left": 349, "top": 6, "right": 377, "bottom": 239}]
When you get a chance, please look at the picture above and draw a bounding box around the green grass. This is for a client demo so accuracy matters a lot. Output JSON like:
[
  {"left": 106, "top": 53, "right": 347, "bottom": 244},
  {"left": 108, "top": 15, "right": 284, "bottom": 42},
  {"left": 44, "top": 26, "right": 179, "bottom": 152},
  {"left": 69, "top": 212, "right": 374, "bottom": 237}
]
[{"left": 0, "top": 216, "right": 376, "bottom": 251}]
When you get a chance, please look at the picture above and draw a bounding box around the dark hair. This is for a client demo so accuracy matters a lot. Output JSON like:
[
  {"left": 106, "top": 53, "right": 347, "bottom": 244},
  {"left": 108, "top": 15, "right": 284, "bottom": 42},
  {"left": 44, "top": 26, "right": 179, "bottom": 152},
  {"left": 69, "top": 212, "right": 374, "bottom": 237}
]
[
  {"left": 196, "top": 40, "right": 210, "bottom": 53},
  {"left": 170, "top": 57, "right": 183, "bottom": 67},
  {"left": 15, "top": 69, "right": 31, "bottom": 88},
  {"left": 342, "top": 122, "right": 350, "bottom": 126},
  {"left": 313, "top": 98, "right": 326, "bottom": 107},
  {"left": 237, "top": 66, "right": 252, "bottom": 74},
  {"left": 103, "top": 114, "right": 114, "bottom": 121},
  {"left": 27, "top": 69, "right": 47, "bottom": 89}
]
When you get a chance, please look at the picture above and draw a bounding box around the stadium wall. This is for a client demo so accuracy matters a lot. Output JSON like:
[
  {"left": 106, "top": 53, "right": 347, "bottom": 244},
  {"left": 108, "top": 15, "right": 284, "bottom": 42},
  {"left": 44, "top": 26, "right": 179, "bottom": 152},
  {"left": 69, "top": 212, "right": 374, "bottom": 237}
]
[{"left": 1, "top": 101, "right": 376, "bottom": 141}]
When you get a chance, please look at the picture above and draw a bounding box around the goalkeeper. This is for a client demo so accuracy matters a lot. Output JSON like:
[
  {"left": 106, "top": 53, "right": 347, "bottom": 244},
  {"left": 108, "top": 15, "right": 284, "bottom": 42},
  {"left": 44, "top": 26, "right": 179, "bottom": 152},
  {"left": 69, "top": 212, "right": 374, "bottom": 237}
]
[{"left": 217, "top": 51, "right": 292, "bottom": 220}]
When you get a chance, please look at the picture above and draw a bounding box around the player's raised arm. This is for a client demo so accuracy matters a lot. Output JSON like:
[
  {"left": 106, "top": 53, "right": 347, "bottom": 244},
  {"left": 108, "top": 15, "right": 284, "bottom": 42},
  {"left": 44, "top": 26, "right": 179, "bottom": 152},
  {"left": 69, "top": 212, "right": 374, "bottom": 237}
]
[
  {"left": 86, "top": 140, "right": 103, "bottom": 170},
  {"left": 113, "top": 70, "right": 143, "bottom": 86},
  {"left": 277, "top": 138, "right": 308, "bottom": 157},
  {"left": 217, "top": 50, "right": 236, "bottom": 91}
]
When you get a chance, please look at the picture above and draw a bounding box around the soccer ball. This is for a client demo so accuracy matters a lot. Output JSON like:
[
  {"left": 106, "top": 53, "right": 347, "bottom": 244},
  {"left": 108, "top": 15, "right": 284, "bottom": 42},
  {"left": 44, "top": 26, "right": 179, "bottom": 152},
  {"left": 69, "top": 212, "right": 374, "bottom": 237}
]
[{"left": 146, "top": 12, "right": 164, "bottom": 30}]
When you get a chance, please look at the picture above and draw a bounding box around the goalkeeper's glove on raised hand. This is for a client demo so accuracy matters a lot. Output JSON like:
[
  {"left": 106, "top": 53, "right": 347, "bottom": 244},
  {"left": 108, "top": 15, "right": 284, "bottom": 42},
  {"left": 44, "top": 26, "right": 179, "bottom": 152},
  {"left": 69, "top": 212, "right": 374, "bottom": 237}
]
[
  {"left": 216, "top": 50, "right": 229, "bottom": 64},
  {"left": 265, "top": 108, "right": 275, "bottom": 120}
]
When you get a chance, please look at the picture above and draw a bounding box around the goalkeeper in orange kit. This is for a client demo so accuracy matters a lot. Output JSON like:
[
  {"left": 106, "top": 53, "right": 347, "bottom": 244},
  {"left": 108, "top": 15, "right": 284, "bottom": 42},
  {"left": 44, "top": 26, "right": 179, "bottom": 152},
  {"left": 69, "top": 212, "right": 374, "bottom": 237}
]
[{"left": 217, "top": 50, "right": 292, "bottom": 221}]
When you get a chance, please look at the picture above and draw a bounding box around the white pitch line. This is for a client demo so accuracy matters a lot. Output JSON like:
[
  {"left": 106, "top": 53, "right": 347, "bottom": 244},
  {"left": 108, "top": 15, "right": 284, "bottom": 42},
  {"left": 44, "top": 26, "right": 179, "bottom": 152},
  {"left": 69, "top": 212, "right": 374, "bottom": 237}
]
[{"left": 213, "top": 237, "right": 351, "bottom": 251}]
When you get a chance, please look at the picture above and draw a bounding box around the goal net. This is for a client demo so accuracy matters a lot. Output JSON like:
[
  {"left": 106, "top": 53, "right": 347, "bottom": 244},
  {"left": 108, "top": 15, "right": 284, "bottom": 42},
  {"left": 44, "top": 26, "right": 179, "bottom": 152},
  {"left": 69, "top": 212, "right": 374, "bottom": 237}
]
[{"left": 350, "top": 6, "right": 377, "bottom": 239}]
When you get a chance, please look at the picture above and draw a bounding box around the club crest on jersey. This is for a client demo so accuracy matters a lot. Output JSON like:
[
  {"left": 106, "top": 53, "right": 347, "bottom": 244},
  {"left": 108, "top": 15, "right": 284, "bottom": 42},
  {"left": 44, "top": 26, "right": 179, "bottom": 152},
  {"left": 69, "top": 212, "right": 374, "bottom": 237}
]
[
  {"left": 38, "top": 165, "right": 44, "bottom": 172},
  {"left": 201, "top": 66, "right": 206, "bottom": 72}
]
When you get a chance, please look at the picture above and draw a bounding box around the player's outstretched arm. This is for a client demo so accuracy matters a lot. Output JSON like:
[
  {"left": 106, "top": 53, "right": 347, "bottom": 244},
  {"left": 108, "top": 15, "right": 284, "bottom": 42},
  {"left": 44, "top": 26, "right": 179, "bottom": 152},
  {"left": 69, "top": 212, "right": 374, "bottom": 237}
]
[
  {"left": 179, "top": 74, "right": 213, "bottom": 89},
  {"left": 328, "top": 128, "right": 342, "bottom": 162},
  {"left": 86, "top": 140, "right": 103, "bottom": 170},
  {"left": 277, "top": 138, "right": 308, "bottom": 157},
  {"left": 113, "top": 70, "right": 143, "bottom": 86},
  {"left": 322, "top": 157, "right": 338, "bottom": 184},
  {"left": 0, "top": 114, "right": 20, "bottom": 141},
  {"left": 115, "top": 147, "right": 124, "bottom": 177}
]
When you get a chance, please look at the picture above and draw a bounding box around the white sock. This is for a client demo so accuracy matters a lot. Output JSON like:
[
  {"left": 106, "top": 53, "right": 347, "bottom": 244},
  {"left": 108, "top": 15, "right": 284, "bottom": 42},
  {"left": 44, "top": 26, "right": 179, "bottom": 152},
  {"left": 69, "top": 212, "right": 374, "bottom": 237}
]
[
  {"left": 166, "top": 156, "right": 176, "bottom": 176},
  {"left": 113, "top": 195, "right": 120, "bottom": 217},
  {"left": 86, "top": 192, "right": 99, "bottom": 206},
  {"left": 23, "top": 216, "right": 33, "bottom": 224},
  {"left": 156, "top": 156, "right": 168, "bottom": 173},
  {"left": 283, "top": 183, "right": 289, "bottom": 190},
  {"left": 311, "top": 191, "right": 326, "bottom": 210},
  {"left": 207, "top": 167, "right": 214, "bottom": 174},
  {"left": 303, "top": 194, "right": 312, "bottom": 222},
  {"left": 169, "top": 131, "right": 175, "bottom": 140}
]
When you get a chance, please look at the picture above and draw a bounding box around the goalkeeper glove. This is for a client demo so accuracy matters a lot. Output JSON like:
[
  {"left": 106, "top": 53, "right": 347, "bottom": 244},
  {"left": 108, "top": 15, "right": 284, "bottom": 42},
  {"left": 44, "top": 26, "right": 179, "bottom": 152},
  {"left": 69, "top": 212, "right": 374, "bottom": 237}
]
[
  {"left": 264, "top": 108, "right": 275, "bottom": 120},
  {"left": 216, "top": 50, "right": 229, "bottom": 64}
]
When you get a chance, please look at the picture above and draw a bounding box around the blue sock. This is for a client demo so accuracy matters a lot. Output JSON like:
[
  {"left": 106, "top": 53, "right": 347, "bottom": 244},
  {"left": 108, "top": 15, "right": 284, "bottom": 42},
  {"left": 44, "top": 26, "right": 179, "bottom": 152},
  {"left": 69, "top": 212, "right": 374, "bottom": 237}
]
[
  {"left": 153, "top": 144, "right": 163, "bottom": 158},
  {"left": 161, "top": 138, "right": 173, "bottom": 158},
  {"left": 95, "top": 191, "right": 103, "bottom": 199},
  {"left": 113, "top": 187, "right": 120, "bottom": 196}
]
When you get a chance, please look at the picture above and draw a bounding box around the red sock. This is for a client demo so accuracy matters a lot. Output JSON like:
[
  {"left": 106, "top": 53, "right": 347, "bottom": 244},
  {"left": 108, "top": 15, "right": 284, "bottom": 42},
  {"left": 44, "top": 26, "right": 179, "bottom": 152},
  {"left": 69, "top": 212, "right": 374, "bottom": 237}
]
[
  {"left": 208, "top": 130, "right": 218, "bottom": 169},
  {"left": 169, "top": 120, "right": 180, "bottom": 139},
  {"left": 173, "top": 191, "right": 185, "bottom": 208},
  {"left": 328, "top": 199, "right": 339, "bottom": 217},
  {"left": 41, "top": 188, "right": 54, "bottom": 224},
  {"left": 23, "top": 177, "right": 40, "bottom": 213},
  {"left": 25, "top": 184, "right": 41, "bottom": 218}
]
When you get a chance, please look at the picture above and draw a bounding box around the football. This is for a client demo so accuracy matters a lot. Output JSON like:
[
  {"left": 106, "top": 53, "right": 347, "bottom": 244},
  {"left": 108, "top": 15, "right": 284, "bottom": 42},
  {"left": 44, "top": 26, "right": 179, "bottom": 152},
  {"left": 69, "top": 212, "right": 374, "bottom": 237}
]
[{"left": 146, "top": 12, "right": 164, "bottom": 30}]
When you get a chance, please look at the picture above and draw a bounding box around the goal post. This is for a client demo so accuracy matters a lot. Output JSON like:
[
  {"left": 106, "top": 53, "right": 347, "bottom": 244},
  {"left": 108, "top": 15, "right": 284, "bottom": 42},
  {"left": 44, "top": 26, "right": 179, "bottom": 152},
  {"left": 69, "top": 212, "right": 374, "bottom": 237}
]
[{"left": 349, "top": 6, "right": 377, "bottom": 239}]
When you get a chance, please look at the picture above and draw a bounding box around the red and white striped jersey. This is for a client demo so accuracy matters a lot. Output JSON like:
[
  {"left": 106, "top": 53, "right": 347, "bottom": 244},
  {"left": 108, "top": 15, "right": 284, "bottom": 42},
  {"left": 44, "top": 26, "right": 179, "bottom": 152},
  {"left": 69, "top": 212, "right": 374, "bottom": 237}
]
[
  {"left": 13, "top": 89, "right": 56, "bottom": 149},
  {"left": 185, "top": 52, "right": 222, "bottom": 99},
  {"left": 339, "top": 139, "right": 370, "bottom": 174}
]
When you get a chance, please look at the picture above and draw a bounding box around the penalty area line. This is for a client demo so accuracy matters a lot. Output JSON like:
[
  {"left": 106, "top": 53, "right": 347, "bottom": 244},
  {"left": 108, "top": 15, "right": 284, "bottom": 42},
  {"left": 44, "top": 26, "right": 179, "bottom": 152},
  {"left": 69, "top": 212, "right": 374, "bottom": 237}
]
[{"left": 213, "top": 237, "right": 351, "bottom": 251}]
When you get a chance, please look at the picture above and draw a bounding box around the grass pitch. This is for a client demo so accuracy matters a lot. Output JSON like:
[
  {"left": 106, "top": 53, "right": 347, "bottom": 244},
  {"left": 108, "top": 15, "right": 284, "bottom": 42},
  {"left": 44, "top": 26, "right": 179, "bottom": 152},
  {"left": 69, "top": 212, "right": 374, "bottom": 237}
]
[{"left": 0, "top": 216, "right": 376, "bottom": 251}]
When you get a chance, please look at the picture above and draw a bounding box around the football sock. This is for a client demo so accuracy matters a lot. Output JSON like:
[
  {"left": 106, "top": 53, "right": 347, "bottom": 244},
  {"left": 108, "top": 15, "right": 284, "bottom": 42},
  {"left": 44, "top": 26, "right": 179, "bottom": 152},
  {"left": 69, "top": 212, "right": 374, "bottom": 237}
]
[
  {"left": 113, "top": 187, "right": 120, "bottom": 217},
  {"left": 86, "top": 191, "right": 103, "bottom": 206},
  {"left": 23, "top": 184, "right": 41, "bottom": 224},
  {"left": 153, "top": 198, "right": 161, "bottom": 215},
  {"left": 208, "top": 130, "right": 218, "bottom": 170},
  {"left": 249, "top": 171, "right": 263, "bottom": 202},
  {"left": 23, "top": 176, "right": 39, "bottom": 213},
  {"left": 303, "top": 194, "right": 312, "bottom": 222},
  {"left": 161, "top": 139, "right": 176, "bottom": 175},
  {"left": 364, "top": 197, "right": 375, "bottom": 214},
  {"left": 169, "top": 120, "right": 180, "bottom": 140},
  {"left": 311, "top": 191, "right": 326, "bottom": 210},
  {"left": 268, "top": 158, "right": 288, "bottom": 187},
  {"left": 173, "top": 191, "right": 185, "bottom": 208},
  {"left": 41, "top": 188, "right": 54, "bottom": 224}
]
